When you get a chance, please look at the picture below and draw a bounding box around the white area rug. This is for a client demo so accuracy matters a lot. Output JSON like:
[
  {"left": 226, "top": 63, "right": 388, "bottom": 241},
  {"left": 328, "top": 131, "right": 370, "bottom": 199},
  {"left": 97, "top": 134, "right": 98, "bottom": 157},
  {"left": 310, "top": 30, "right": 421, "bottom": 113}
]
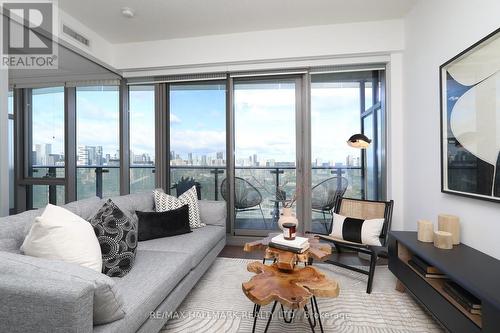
[{"left": 161, "top": 258, "right": 443, "bottom": 332}]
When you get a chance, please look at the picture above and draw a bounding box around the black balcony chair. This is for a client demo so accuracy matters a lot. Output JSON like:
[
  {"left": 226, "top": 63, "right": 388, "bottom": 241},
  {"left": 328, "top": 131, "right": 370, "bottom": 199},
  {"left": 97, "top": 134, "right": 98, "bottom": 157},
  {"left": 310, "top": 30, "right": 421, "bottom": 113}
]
[
  {"left": 220, "top": 177, "right": 267, "bottom": 228},
  {"left": 309, "top": 196, "right": 394, "bottom": 294},
  {"left": 171, "top": 176, "right": 201, "bottom": 199},
  {"left": 311, "top": 176, "right": 348, "bottom": 233}
]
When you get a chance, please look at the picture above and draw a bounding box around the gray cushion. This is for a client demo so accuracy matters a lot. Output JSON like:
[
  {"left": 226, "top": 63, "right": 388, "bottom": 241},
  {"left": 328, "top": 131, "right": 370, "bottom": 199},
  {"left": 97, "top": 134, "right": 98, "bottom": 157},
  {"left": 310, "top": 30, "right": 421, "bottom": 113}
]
[
  {"left": 95, "top": 250, "right": 192, "bottom": 333},
  {"left": 0, "top": 209, "right": 42, "bottom": 253},
  {"left": 0, "top": 197, "right": 103, "bottom": 254},
  {"left": 109, "top": 193, "right": 155, "bottom": 224},
  {"left": 62, "top": 196, "right": 103, "bottom": 220},
  {"left": 0, "top": 251, "right": 126, "bottom": 325},
  {"left": 138, "top": 225, "right": 226, "bottom": 268},
  {"left": 0, "top": 272, "right": 94, "bottom": 333},
  {"left": 198, "top": 200, "right": 226, "bottom": 227}
]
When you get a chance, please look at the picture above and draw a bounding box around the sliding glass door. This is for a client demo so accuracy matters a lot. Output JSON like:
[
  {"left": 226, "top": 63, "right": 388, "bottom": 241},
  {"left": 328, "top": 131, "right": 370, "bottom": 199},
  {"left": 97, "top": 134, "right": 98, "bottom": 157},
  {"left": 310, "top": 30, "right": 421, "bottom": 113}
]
[
  {"left": 233, "top": 78, "right": 301, "bottom": 235},
  {"left": 310, "top": 71, "right": 385, "bottom": 233}
]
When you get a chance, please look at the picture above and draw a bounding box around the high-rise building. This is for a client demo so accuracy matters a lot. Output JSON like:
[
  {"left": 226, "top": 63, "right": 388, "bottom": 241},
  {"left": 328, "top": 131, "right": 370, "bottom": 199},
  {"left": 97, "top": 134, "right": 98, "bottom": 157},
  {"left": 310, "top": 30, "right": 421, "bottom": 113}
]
[
  {"left": 77, "top": 145, "right": 104, "bottom": 166},
  {"left": 44, "top": 144, "right": 52, "bottom": 165},
  {"left": 77, "top": 145, "right": 88, "bottom": 165},
  {"left": 35, "top": 144, "right": 42, "bottom": 165}
]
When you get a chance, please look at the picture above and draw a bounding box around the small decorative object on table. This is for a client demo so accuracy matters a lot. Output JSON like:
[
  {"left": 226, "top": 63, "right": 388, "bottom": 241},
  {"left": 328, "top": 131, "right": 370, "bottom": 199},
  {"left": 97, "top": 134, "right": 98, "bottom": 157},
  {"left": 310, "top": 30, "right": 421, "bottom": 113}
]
[
  {"left": 278, "top": 192, "right": 298, "bottom": 230},
  {"left": 438, "top": 214, "right": 460, "bottom": 245},
  {"left": 417, "top": 219, "right": 434, "bottom": 243},
  {"left": 282, "top": 222, "right": 296, "bottom": 240},
  {"left": 434, "top": 230, "right": 453, "bottom": 250}
]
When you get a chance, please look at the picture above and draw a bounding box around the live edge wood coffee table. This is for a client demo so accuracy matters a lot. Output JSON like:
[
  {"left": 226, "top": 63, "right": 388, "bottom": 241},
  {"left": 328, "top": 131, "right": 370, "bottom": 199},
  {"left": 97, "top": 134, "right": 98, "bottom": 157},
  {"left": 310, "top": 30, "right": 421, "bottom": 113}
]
[
  {"left": 242, "top": 234, "right": 339, "bottom": 333},
  {"left": 243, "top": 233, "right": 332, "bottom": 270}
]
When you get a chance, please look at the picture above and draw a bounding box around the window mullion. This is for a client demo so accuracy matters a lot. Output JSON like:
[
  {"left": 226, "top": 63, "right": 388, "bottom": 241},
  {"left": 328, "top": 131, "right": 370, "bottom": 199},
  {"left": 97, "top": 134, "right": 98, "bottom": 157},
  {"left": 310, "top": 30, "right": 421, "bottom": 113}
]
[{"left": 64, "top": 87, "right": 77, "bottom": 203}]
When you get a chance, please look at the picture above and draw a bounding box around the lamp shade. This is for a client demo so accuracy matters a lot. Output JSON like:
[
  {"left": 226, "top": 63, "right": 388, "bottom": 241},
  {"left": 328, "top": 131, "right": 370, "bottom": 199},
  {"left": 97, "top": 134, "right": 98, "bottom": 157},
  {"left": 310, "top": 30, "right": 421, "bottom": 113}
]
[{"left": 347, "top": 134, "right": 371, "bottom": 149}]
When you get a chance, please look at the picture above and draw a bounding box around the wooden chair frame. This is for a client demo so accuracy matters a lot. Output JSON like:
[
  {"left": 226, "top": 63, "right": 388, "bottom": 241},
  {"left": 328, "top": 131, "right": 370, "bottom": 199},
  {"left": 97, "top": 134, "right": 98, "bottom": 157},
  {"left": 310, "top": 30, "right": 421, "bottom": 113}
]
[{"left": 309, "top": 196, "right": 394, "bottom": 294}]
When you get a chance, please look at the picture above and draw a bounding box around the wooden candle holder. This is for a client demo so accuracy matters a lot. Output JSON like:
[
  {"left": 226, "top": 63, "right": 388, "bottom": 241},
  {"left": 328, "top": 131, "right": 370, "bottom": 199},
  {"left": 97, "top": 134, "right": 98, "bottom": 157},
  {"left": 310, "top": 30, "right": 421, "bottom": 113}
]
[
  {"left": 434, "top": 231, "right": 453, "bottom": 250},
  {"left": 417, "top": 220, "right": 434, "bottom": 242},
  {"left": 438, "top": 214, "right": 460, "bottom": 245}
]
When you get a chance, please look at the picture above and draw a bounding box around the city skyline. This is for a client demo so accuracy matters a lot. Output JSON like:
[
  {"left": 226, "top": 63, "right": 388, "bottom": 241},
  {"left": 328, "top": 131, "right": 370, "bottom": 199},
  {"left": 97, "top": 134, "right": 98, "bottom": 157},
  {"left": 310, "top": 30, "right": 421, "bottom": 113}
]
[{"left": 30, "top": 84, "right": 364, "bottom": 169}]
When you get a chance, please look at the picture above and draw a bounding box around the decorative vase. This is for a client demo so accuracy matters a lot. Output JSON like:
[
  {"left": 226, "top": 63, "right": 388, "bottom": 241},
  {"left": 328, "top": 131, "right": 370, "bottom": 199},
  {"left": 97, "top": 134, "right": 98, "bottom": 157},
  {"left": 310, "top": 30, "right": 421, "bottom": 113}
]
[{"left": 278, "top": 207, "right": 298, "bottom": 230}]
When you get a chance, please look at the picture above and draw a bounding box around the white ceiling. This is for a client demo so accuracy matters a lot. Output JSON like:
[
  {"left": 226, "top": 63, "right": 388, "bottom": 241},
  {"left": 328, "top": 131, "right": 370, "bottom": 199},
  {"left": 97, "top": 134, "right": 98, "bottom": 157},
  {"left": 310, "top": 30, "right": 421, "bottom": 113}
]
[{"left": 58, "top": 0, "right": 416, "bottom": 44}]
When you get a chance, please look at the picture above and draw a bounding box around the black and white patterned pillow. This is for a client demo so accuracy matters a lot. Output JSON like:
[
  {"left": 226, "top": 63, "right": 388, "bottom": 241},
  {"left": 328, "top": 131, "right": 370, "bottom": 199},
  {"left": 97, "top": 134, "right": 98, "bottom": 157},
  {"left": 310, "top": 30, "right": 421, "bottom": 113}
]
[
  {"left": 154, "top": 187, "right": 204, "bottom": 228},
  {"left": 330, "top": 213, "right": 385, "bottom": 246},
  {"left": 88, "top": 199, "right": 138, "bottom": 277}
]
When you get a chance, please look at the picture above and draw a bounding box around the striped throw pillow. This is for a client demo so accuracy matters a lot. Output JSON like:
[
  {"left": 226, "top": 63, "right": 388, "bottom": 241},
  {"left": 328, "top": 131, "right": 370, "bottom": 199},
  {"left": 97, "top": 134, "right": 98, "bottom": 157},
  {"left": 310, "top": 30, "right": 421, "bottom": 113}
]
[
  {"left": 330, "top": 213, "right": 384, "bottom": 246},
  {"left": 153, "top": 187, "right": 204, "bottom": 229}
]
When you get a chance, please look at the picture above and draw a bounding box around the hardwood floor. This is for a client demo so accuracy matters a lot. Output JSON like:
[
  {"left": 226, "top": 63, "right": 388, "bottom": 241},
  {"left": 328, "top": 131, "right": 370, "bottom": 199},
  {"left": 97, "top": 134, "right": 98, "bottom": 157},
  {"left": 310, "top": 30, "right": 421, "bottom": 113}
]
[{"left": 218, "top": 245, "right": 388, "bottom": 266}]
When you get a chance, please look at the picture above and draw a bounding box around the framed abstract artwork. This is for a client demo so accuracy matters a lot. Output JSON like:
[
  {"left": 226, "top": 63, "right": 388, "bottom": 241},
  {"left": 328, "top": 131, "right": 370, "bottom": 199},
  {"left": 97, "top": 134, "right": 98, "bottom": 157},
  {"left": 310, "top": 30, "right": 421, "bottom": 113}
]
[{"left": 440, "top": 28, "right": 500, "bottom": 202}]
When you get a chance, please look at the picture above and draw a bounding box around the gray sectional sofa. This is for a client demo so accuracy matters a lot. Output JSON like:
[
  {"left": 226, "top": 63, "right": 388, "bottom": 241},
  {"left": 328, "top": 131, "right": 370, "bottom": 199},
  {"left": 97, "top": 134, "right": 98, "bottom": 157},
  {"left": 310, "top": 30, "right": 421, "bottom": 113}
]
[{"left": 0, "top": 192, "right": 227, "bottom": 333}]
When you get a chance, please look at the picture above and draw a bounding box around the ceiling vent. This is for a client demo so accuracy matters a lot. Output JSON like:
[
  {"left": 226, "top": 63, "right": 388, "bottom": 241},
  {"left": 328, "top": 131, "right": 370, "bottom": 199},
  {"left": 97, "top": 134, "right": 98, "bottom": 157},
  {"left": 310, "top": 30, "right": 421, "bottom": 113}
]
[{"left": 62, "top": 24, "right": 90, "bottom": 47}]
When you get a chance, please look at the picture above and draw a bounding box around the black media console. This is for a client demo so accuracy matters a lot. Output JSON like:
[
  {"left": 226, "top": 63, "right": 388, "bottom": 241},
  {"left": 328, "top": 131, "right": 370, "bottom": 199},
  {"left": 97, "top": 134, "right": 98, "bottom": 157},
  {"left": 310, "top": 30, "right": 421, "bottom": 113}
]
[{"left": 388, "top": 231, "right": 500, "bottom": 333}]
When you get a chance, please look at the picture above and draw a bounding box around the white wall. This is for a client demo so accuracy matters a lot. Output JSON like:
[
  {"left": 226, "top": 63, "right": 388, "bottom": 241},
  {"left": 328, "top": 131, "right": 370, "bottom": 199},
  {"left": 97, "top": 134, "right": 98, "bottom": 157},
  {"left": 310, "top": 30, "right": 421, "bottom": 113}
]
[
  {"left": 403, "top": 0, "right": 500, "bottom": 259},
  {"left": 113, "top": 19, "right": 404, "bottom": 71},
  {"left": 387, "top": 52, "right": 405, "bottom": 231}
]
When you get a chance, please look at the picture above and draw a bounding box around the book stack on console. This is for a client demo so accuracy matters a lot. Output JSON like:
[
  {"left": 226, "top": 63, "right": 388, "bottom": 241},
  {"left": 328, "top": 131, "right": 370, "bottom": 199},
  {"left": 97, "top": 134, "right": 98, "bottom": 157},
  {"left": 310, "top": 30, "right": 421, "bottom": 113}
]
[
  {"left": 443, "top": 281, "right": 482, "bottom": 315},
  {"left": 269, "top": 234, "right": 310, "bottom": 254},
  {"left": 408, "top": 255, "right": 447, "bottom": 279}
]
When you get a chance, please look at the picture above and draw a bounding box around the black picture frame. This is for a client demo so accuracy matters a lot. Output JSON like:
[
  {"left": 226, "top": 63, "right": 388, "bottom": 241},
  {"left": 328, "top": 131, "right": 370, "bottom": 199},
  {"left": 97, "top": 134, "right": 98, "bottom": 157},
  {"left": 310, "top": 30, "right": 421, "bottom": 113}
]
[{"left": 440, "top": 27, "right": 500, "bottom": 203}]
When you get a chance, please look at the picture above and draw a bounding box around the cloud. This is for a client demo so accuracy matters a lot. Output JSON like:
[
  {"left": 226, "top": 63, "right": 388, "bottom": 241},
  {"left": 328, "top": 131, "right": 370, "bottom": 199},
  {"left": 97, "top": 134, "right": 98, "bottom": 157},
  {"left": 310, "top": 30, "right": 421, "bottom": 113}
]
[
  {"left": 170, "top": 129, "right": 225, "bottom": 154},
  {"left": 170, "top": 114, "right": 182, "bottom": 124}
]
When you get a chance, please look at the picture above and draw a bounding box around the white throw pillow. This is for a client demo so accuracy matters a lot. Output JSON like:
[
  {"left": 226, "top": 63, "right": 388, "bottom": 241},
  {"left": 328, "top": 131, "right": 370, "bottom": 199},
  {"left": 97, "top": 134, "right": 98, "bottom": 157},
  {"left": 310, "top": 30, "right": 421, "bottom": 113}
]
[
  {"left": 330, "top": 212, "right": 385, "bottom": 246},
  {"left": 21, "top": 204, "right": 102, "bottom": 272},
  {"left": 154, "top": 187, "right": 204, "bottom": 228}
]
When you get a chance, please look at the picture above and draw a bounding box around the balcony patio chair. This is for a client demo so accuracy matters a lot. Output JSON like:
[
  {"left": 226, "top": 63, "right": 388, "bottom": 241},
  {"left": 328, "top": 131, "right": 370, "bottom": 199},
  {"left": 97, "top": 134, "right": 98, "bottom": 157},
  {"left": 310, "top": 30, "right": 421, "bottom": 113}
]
[
  {"left": 171, "top": 176, "right": 201, "bottom": 199},
  {"left": 220, "top": 177, "right": 267, "bottom": 228},
  {"left": 311, "top": 176, "right": 348, "bottom": 233},
  {"left": 309, "top": 196, "right": 394, "bottom": 294}
]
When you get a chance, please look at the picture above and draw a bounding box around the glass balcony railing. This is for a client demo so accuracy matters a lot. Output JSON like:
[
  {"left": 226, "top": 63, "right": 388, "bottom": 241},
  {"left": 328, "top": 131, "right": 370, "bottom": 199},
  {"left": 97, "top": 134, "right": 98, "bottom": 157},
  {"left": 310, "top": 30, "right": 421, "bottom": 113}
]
[
  {"left": 130, "top": 166, "right": 156, "bottom": 194},
  {"left": 171, "top": 165, "right": 364, "bottom": 233},
  {"left": 29, "top": 165, "right": 363, "bottom": 233}
]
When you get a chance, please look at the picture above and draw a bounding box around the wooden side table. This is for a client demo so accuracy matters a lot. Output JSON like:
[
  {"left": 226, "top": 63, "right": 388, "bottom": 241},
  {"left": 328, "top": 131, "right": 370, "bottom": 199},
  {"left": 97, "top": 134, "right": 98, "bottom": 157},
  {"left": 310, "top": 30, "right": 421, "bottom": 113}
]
[
  {"left": 244, "top": 233, "right": 332, "bottom": 270},
  {"left": 243, "top": 234, "right": 338, "bottom": 332},
  {"left": 242, "top": 261, "right": 339, "bottom": 332}
]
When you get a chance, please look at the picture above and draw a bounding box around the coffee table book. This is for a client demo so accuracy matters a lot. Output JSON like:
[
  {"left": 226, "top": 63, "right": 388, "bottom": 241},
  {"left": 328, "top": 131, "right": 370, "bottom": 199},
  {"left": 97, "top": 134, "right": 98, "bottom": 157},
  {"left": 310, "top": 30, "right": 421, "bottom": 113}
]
[
  {"left": 268, "top": 241, "right": 310, "bottom": 254},
  {"left": 443, "top": 281, "right": 482, "bottom": 315},
  {"left": 408, "top": 259, "right": 447, "bottom": 279},
  {"left": 411, "top": 255, "right": 441, "bottom": 274}
]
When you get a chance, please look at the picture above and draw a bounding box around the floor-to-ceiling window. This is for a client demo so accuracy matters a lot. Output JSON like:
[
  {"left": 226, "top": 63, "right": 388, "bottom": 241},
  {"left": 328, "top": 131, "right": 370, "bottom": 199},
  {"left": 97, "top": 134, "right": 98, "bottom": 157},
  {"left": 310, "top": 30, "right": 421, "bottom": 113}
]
[
  {"left": 30, "top": 87, "right": 65, "bottom": 208},
  {"left": 76, "top": 86, "right": 120, "bottom": 199},
  {"left": 169, "top": 83, "right": 226, "bottom": 200},
  {"left": 129, "top": 85, "right": 156, "bottom": 193},
  {"left": 233, "top": 79, "right": 298, "bottom": 233},
  {"left": 11, "top": 64, "right": 385, "bottom": 237},
  {"left": 310, "top": 70, "right": 385, "bottom": 232}
]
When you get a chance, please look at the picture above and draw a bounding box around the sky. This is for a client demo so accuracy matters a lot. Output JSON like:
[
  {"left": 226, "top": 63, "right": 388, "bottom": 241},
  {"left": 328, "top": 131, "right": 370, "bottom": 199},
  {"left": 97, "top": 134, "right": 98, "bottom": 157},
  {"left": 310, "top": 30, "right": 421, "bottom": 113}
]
[{"left": 30, "top": 82, "right": 364, "bottom": 166}]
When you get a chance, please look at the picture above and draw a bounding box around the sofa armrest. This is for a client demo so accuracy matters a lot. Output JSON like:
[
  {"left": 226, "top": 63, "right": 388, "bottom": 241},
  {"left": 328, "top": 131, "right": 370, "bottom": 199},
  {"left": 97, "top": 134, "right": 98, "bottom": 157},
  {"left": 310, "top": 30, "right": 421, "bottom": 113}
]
[
  {"left": 198, "top": 200, "right": 227, "bottom": 227},
  {"left": 0, "top": 273, "right": 94, "bottom": 333}
]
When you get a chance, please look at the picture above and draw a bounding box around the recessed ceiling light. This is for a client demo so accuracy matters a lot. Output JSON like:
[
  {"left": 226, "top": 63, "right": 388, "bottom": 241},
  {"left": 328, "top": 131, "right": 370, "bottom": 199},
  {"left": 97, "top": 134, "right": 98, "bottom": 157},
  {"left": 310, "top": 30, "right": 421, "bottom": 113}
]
[{"left": 121, "top": 7, "right": 135, "bottom": 18}]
